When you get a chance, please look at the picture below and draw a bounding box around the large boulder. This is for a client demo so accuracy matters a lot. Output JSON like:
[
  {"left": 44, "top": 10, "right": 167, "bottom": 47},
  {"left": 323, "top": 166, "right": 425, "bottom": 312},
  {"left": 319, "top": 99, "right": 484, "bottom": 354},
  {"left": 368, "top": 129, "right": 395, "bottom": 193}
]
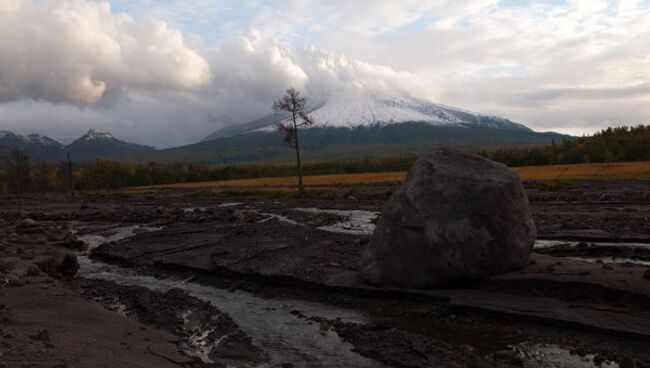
[{"left": 361, "top": 147, "right": 536, "bottom": 288}]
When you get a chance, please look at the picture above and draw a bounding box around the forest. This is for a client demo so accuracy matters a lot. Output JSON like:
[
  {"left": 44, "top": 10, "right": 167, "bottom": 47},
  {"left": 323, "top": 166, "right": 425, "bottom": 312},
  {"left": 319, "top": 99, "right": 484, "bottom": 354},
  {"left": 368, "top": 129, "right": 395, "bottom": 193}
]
[
  {"left": 0, "top": 125, "right": 647, "bottom": 194},
  {"left": 478, "top": 125, "right": 649, "bottom": 166}
]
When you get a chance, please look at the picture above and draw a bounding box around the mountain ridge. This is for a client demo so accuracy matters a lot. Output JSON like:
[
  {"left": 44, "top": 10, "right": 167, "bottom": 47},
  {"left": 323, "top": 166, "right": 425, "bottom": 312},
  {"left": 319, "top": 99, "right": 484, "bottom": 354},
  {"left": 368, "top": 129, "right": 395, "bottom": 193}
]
[{"left": 0, "top": 129, "right": 155, "bottom": 162}]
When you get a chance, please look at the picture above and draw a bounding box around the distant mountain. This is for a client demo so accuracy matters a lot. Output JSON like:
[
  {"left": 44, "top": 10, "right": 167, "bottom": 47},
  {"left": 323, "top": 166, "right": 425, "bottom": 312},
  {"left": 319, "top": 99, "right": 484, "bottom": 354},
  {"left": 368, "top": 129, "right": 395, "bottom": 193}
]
[
  {"left": 0, "top": 130, "right": 65, "bottom": 160},
  {"left": 0, "top": 129, "right": 155, "bottom": 162},
  {"left": 130, "top": 93, "right": 571, "bottom": 165},
  {"left": 64, "top": 129, "right": 155, "bottom": 161}
]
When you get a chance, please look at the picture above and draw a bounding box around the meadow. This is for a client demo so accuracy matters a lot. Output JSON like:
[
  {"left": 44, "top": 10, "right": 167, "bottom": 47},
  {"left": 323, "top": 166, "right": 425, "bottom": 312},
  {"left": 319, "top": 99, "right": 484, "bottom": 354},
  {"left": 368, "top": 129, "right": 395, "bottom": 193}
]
[{"left": 126, "top": 161, "right": 650, "bottom": 194}]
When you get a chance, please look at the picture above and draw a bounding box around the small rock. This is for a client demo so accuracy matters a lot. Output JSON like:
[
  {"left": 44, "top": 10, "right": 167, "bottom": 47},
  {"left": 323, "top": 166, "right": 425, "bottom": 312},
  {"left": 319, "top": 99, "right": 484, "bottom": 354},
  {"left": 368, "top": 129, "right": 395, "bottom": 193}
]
[
  {"left": 643, "top": 269, "right": 650, "bottom": 280},
  {"left": 30, "top": 328, "right": 49, "bottom": 341},
  {"left": 24, "top": 265, "right": 40, "bottom": 277},
  {"left": 19, "top": 218, "right": 37, "bottom": 227},
  {"left": 63, "top": 238, "right": 86, "bottom": 251},
  {"left": 0, "top": 261, "right": 15, "bottom": 273},
  {"left": 61, "top": 254, "right": 79, "bottom": 279},
  {"left": 36, "top": 253, "right": 79, "bottom": 279},
  {"left": 8, "top": 277, "right": 26, "bottom": 287}
]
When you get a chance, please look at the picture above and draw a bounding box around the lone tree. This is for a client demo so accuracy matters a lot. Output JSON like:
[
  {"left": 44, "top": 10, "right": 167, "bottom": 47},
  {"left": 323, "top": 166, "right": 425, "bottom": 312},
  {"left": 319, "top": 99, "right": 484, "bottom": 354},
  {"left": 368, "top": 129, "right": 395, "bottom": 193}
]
[{"left": 273, "top": 88, "right": 315, "bottom": 193}]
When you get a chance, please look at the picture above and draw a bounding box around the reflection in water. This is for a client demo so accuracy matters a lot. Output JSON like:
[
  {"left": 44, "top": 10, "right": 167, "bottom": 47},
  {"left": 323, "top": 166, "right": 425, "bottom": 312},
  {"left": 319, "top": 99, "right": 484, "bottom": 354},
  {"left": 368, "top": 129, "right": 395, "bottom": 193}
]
[
  {"left": 534, "top": 239, "right": 650, "bottom": 250},
  {"left": 294, "top": 208, "right": 378, "bottom": 235},
  {"left": 78, "top": 257, "right": 378, "bottom": 368},
  {"left": 511, "top": 342, "right": 618, "bottom": 368},
  {"left": 76, "top": 225, "right": 378, "bottom": 367}
]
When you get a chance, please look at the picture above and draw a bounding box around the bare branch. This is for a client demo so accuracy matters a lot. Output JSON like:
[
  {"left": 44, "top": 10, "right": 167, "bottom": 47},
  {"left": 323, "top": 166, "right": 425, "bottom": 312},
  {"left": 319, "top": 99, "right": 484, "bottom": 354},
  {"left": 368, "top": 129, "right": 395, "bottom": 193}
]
[
  {"left": 299, "top": 112, "right": 314, "bottom": 126},
  {"left": 274, "top": 122, "right": 297, "bottom": 148}
]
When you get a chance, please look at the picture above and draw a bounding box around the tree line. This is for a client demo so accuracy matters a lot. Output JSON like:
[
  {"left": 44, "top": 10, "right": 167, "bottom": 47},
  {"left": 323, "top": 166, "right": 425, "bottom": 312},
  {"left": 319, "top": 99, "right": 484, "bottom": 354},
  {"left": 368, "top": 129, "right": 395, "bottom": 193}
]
[
  {"left": 479, "top": 125, "right": 649, "bottom": 167},
  {"left": 0, "top": 149, "right": 417, "bottom": 194}
]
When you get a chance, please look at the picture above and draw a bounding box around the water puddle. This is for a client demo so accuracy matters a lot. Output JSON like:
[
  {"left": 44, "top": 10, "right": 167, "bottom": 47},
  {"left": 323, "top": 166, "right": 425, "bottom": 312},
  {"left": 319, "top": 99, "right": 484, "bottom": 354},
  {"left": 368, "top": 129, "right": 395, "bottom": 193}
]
[
  {"left": 510, "top": 342, "right": 619, "bottom": 368},
  {"left": 566, "top": 257, "right": 650, "bottom": 267},
  {"left": 76, "top": 225, "right": 162, "bottom": 251},
  {"left": 219, "top": 202, "right": 243, "bottom": 207},
  {"left": 76, "top": 225, "right": 379, "bottom": 368},
  {"left": 534, "top": 239, "right": 650, "bottom": 250},
  {"left": 246, "top": 209, "right": 300, "bottom": 226},
  {"left": 294, "top": 208, "right": 378, "bottom": 235},
  {"left": 183, "top": 207, "right": 207, "bottom": 213},
  {"left": 534, "top": 239, "right": 650, "bottom": 266}
]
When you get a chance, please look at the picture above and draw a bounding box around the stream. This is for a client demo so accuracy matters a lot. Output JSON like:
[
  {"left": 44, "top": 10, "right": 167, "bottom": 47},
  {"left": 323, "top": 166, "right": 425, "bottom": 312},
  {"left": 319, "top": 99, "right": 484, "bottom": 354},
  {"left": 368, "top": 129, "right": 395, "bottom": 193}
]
[{"left": 75, "top": 225, "right": 381, "bottom": 368}]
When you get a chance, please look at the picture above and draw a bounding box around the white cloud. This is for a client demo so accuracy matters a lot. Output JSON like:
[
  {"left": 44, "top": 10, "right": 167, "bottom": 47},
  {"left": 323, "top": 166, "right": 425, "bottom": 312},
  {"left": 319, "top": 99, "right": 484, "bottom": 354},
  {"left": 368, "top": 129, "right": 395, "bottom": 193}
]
[
  {"left": 0, "top": 0, "right": 210, "bottom": 104},
  {"left": 1, "top": 0, "right": 650, "bottom": 146}
]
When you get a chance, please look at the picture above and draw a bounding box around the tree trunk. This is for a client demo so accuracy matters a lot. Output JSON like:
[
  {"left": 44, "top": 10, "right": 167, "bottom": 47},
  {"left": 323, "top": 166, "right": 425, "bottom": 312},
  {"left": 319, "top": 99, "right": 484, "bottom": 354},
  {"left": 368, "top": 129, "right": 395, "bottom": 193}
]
[
  {"left": 292, "top": 111, "right": 304, "bottom": 193},
  {"left": 67, "top": 153, "right": 75, "bottom": 200}
]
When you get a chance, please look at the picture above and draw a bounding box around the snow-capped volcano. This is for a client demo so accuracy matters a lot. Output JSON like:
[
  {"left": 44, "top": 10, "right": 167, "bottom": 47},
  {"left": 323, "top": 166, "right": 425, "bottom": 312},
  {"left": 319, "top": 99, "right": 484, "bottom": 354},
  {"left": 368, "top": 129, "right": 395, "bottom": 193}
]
[
  {"left": 205, "top": 92, "right": 531, "bottom": 140},
  {"left": 278, "top": 93, "right": 530, "bottom": 131},
  {"left": 178, "top": 91, "right": 570, "bottom": 166}
]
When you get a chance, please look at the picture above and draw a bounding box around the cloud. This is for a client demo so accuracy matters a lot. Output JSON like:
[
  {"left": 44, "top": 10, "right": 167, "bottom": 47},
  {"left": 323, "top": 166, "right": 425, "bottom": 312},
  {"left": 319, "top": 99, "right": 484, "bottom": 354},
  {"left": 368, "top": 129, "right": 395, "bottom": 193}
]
[
  {"left": 2, "top": 0, "right": 650, "bottom": 146},
  {"left": 205, "top": 30, "right": 428, "bottom": 108},
  {"left": 0, "top": 0, "right": 210, "bottom": 104}
]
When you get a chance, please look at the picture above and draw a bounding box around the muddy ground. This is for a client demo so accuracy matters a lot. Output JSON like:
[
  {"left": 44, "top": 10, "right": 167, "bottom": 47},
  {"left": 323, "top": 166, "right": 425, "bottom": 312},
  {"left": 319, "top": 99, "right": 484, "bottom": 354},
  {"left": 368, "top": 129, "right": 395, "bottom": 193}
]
[{"left": 1, "top": 180, "right": 649, "bottom": 367}]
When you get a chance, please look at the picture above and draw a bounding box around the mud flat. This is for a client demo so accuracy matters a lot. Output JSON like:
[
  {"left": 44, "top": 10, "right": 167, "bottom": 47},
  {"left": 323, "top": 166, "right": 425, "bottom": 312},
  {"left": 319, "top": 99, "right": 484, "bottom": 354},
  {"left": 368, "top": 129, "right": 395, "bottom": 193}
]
[{"left": 1, "top": 179, "right": 649, "bottom": 367}]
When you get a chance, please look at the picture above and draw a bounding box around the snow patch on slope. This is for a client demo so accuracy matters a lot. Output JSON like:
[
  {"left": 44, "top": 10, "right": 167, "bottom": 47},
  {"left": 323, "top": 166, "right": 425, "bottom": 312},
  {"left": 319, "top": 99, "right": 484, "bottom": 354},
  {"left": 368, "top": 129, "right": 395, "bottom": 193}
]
[
  {"left": 82, "top": 129, "right": 115, "bottom": 141},
  {"left": 255, "top": 93, "right": 530, "bottom": 132}
]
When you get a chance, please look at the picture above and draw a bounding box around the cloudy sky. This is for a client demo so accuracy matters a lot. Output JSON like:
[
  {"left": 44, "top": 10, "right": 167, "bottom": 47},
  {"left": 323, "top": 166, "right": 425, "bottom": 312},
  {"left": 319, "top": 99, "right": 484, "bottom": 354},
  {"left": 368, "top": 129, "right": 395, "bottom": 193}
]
[{"left": 1, "top": 0, "right": 649, "bottom": 147}]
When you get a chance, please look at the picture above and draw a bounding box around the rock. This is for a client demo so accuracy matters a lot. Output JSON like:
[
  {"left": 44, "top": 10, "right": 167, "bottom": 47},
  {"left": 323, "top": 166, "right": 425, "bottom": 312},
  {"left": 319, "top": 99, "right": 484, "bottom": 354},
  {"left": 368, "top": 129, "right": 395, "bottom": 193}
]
[
  {"left": 19, "top": 218, "right": 37, "bottom": 227},
  {"left": 30, "top": 328, "right": 49, "bottom": 341},
  {"left": 8, "top": 277, "right": 26, "bottom": 287},
  {"left": 643, "top": 269, "right": 650, "bottom": 280},
  {"left": 61, "top": 254, "right": 80, "bottom": 279},
  {"left": 24, "top": 264, "right": 40, "bottom": 277},
  {"left": 360, "top": 147, "right": 536, "bottom": 288},
  {"left": 36, "top": 253, "right": 79, "bottom": 279},
  {"left": 62, "top": 235, "right": 86, "bottom": 251},
  {"left": 0, "top": 261, "right": 15, "bottom": 273}
]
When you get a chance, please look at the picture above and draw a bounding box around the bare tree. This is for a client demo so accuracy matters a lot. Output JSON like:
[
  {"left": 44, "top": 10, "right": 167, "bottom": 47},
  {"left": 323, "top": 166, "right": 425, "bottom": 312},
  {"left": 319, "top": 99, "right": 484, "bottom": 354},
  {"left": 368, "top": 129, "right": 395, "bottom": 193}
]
[
  {"left": 66, "top": 153, "right": 75, "bottom": 200},
  {"left": 273, "top": 88, "right": 315, "bottom": 193},
  {"left": 3, "top": 148, "right": 32, "bottom": 194},
  {"left": 34, "top": 162, "right": 51, "bottom": 192}
]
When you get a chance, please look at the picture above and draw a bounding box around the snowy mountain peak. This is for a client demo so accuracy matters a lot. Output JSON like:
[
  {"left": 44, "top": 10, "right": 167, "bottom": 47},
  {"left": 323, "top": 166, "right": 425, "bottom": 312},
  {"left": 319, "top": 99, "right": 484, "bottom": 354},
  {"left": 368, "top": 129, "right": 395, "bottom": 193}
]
[
  {"left": 82, "top": 129, "right": 115, "bottom": 141},
  {"left": 26, "top": 133, "right": 61, "bottom": 146},
  {"left": 255, "top": 92, "right": 531, "bottom": 133}
]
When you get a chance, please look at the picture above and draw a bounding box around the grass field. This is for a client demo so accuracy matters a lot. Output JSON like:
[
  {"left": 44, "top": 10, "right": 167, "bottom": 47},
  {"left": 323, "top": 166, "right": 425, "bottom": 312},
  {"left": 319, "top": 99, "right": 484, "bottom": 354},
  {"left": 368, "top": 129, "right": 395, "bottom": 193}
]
[
  {"left": 125, "top": 161, "right": 650, "bottom": 195},
  {"left": 513, "top": 161, "right": 650, "bottom": 181}
]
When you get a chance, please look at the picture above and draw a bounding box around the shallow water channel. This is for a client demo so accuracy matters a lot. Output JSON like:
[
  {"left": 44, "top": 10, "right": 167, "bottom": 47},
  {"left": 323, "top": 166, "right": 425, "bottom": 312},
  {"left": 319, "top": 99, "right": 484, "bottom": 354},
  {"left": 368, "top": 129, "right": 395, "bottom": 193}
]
[{"left": 75, "top": 225, "right": 380, "bottom": 367}]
